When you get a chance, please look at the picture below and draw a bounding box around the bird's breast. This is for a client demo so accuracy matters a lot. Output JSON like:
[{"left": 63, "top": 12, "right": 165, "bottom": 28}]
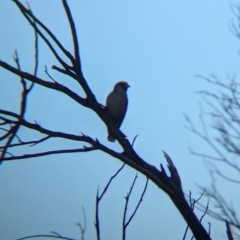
[{"left": 106, "top": 92, "right": 128, "bottom": 120}]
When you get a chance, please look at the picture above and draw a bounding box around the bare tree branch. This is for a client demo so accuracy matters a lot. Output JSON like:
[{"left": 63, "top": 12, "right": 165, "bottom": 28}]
[
  {"left": 13, "top": 0, "right": 74, "bottom": 63},
  {"left": 197, "top": 172, "right": 240, "bottom": 232},
  {"left": 16, "top": 233, "right": 77, "bottom": 240},
  {"left": 0, "top": 61, "right": 87, "bottom": 106},
  {"left": 94, "top": 164, "right": 125, "bottom": 240},
  {"left": 0, "top": 2, "right": 211, "bottom": 239},
  {"left": 182, "top": 190, "right": 208, "bottom": 240},
  {"left": 226, "top": 219, "right": 234, "bottom": 240},
  {"left": 62, "top": 0, "right": 81, "bottom": 75},
  {"left": 186, "top": 70, "right": 240, "bottom": 236},
  {"left": 122, "top": 176, "right": 148, "bottom": 240},
  {"left": 122, "top": 173, "right": 138, "bottom": 240},
  {"left": 76, "top": 206, "right": 87, "bottom": 240}
]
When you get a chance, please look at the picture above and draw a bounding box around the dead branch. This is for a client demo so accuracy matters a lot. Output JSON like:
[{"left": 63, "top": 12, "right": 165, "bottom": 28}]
[
  {"left": 185, "top": 72, "right": 240, "bottom": 235},
  {"left": 182, "top": 190, "right": 208, "bottom": 240},
  {"left": 197, "top": 172, "right": 240, "bottom": 233},
  {"left": 94, "top": 164, "right": 125, "bottom": 240},
  {"left": 76, "top": 206, "right": 87, "bottom": 240},
  {"left": 122, "top": 175, "right": 148, "bottom": 240},
  {"left": 16, "top": 233, "right": 77, "bottom": 240},
  {"left": 0, "top": 1, "right": 211, "bottom": 239},
  {"left": 226, "top": 219, "right": 234, "bottom": 240}
]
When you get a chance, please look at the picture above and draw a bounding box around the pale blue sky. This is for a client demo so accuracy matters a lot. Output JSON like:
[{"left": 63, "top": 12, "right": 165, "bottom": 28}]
[{"left": 0, "top": 0, "right": 240, "bottom": 239}]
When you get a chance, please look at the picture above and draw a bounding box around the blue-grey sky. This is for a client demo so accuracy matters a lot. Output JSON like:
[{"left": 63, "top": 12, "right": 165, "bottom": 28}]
[{"left": 0, "top": 0, "right": 240, "bottom": 239}]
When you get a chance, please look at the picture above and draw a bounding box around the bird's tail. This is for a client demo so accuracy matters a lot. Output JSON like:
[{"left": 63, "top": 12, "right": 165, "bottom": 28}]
[
  {"left": 107, "top": 135, "right": 115, "bottom": 142},
  {"left": 107, "top": 125, "right": 115, "bottom": 142}
]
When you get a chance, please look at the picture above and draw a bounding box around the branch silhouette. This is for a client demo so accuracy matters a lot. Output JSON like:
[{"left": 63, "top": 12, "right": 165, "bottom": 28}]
[{"left": 0, "top": 1, "right": 211, "bottom": 239}]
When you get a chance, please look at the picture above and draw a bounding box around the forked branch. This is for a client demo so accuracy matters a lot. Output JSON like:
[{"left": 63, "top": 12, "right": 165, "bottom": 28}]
[{"left": 0, "top": 1, "right": 211, "bottom": 239}]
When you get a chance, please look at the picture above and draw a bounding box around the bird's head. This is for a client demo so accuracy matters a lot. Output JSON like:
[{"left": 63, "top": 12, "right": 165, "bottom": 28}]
[{"left": 113, "top": 81, "right": 130, "bottom": 93}]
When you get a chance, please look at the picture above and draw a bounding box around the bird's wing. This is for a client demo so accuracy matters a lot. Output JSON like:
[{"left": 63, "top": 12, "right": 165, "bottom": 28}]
[
  {"left": 116, "top": 96, "right": 128, "bottom": 128},
  {"left": 106, "top": 91, "right": 128, "bottom": 127}
]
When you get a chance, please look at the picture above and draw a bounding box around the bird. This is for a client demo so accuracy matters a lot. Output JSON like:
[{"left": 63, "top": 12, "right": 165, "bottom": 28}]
[{"left": 106, "top": 81, "right": 130, "bottom": 142}]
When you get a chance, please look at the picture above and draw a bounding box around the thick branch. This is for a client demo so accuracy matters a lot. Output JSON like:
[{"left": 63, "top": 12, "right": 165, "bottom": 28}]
[{"left": 0, "top": 60, "right": 88, "bottom": 107}]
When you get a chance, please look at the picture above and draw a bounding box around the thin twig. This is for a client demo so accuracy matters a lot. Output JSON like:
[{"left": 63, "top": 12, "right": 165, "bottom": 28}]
[
  {"left": 125, "top": 178, "right": 148, "bottom": 227},
  {"left": 45, "top": 65, "right": 57, "bottom": 83},
  {"left": 122, "top": 173, "right": 141, "bottom": 240},
  {"left": 13, "top": 0, "right": 74, "bottom": 62},
  {"left": 16, "top": 233, "right": 77, "bottom": 240},
  {"left": 76, "top": 206, "right": 87, "bottom": 240},
  {"left": 0, "top": 51, "right": 28, "bottom": 161},
  {"left": 131, "top": 134, "right": 138, "bottom": 146},
  {"left": 62, "top": 0, "right": 81, "bottom": 75},
  {"left": 123, "top": 174, "right": 138, "bottom": 219},
  {"left": 1, "top": 147, "right": 96, "bottom": 161},
  {"left": 183, "top": 190, "right": 206, "bottom": 240},
  {"left": 94, "top": 164, "right": 125, "bottom": 240},
  {"left": 99, "top": 163, "right": 125, "bottom": 200},
  {"left": 0, "top": 136, "right": 50, "bottom": 149}
]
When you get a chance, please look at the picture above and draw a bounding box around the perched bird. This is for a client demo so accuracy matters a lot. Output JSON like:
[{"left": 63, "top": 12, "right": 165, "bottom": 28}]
[{"left": 106, "top": 81, "right": 130, "bottom": 142}]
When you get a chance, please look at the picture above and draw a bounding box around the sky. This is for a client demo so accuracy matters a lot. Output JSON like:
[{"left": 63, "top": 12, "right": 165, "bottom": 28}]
[{"left": 0, "top": 0, "right": 240, "bottom": 239}]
